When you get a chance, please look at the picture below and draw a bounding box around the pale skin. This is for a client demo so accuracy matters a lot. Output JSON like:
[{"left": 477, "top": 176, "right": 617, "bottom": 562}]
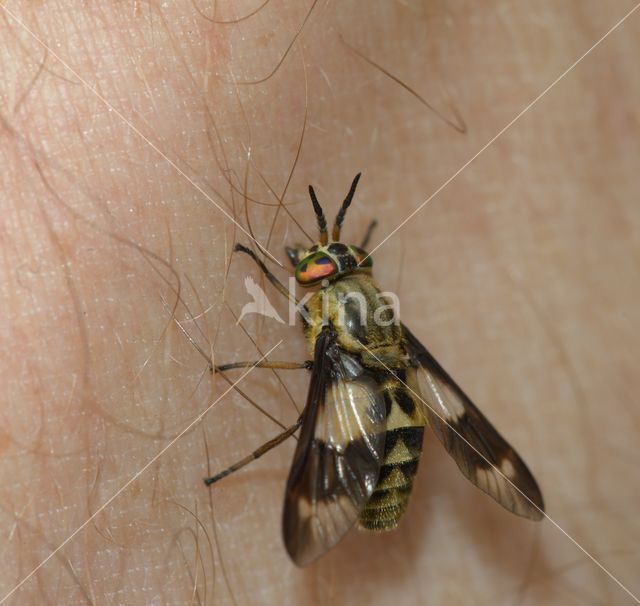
[{"left": 1, "top": 1, "right": 640, "bottom": 604}]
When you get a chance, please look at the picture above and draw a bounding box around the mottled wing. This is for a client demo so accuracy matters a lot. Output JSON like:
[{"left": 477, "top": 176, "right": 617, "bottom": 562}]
[
  {"left": 283, "top": 326, "right": 386, "bottom": 566},
  {"left": 403, "top": 325, "right": 544, "bottom": 520}
]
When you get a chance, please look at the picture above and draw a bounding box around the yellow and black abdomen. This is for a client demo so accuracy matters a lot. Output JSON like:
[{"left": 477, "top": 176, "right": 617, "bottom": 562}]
[
  {"left": 304, "top": 274, "right": 426, "bottom": 531},
  {"left": 358, "top": 375, "right": 426, "bottom": 530}
]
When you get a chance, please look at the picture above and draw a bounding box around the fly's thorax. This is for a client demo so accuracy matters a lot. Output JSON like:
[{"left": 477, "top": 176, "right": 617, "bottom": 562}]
[
  {"left": 303, "top": 274, "right": 403, "bottom": 362},
  {"left": 359, "top": 346, "right": 409, "bottom": 371}
]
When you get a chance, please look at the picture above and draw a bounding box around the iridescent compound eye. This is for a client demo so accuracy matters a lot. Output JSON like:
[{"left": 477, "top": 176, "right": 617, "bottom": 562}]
[
  {"left": 295, "top": 252, "right": 338, "bottom": 285},
  {"left": 349, "top": 245, "right": 373, "bottom": 268}
]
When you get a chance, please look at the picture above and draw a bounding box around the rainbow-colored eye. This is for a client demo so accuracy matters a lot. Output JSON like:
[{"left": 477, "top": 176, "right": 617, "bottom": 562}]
[
  {"left": 295, "top": 252, "right": 337, "bottom": 285},
  {"left": 349, "top": 245, "right": 373, "bottom": 268}
]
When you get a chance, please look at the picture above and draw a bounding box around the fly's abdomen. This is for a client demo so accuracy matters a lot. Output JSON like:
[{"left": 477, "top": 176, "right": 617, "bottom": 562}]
[{"left": 358, "top": 380, "right": 425, "bottom": 531}]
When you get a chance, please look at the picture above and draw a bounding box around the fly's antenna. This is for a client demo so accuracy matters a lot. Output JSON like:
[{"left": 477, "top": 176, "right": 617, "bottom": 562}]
[
  {"left": 332, "top": 173, "right": 361, "bottom": 242},
  {"left": 308, "top": 184, "right": 328, "bottom": 245}
]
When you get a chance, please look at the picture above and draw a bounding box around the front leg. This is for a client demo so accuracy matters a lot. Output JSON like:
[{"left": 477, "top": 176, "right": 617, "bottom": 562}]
[{"left": 235, "top": 244, "right": 300, "bottom": 307}]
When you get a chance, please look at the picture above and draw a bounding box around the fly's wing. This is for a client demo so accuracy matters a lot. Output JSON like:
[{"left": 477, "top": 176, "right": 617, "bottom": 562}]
[
  {"left": 403, "top": 324, "right": 544, "bottom": 520},
  {"left": 283, "top": 326, "right": 386, "bottom": 566}
]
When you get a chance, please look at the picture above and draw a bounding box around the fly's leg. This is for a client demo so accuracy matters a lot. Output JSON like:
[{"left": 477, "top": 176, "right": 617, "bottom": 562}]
[
  {"left": 206, "top": 360, "right": 310, "bottom": 478},
  {"left": 235, "top": 243, "right": 299, "bottom": 306},
  {"left": 360, "top": 219, "right": 378, "bottom": 249},
  {"left": 204, "top": 416, "right": 303, "bottom": 485},
  {"left": 206, "top": 245, "right": 309, "bottom": 484},
  {"left": 215, "top": 360, "right": 312, "bottom": 373}
]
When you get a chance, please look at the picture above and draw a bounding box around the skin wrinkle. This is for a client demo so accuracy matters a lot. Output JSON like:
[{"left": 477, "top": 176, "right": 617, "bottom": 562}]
[{"left": 1, "top": 1, "right": 639, "bottom": 605}]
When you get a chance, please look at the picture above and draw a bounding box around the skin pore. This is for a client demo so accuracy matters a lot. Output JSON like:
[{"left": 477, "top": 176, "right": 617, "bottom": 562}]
[{"left": 1, "top": 1, "right": 639, "bottom": 604}]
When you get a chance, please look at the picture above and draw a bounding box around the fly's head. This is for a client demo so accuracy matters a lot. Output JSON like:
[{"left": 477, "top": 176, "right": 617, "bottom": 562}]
[
  {"left": 287, "top": 242, "right": 373, "bottom": 287},
  {"left": 286, "top": 174, "right": 373, "bottom": 288}
]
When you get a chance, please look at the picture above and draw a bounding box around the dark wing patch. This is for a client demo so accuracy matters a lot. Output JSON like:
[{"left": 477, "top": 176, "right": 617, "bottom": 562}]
[
  {"left": 283, "top": 326, "right": 386, "bottom": 566},
  {"left": 402, "top": 324, "right": 544, "bottom": 520}
]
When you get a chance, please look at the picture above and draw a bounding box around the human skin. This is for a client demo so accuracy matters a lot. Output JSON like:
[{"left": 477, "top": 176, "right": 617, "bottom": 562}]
[{"left": 1, "top": 1, "right": 640, "bottom": 604}]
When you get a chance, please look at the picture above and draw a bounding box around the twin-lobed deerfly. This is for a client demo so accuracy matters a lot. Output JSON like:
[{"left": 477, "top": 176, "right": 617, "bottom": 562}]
[{"left": 205, "top": 175, "right": 544, "bottom": 566}]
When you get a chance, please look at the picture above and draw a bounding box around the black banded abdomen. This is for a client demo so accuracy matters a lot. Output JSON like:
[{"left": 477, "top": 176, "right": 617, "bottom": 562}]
[{"left": 358, "top": 379, "right": 426, "bottom": 531}]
